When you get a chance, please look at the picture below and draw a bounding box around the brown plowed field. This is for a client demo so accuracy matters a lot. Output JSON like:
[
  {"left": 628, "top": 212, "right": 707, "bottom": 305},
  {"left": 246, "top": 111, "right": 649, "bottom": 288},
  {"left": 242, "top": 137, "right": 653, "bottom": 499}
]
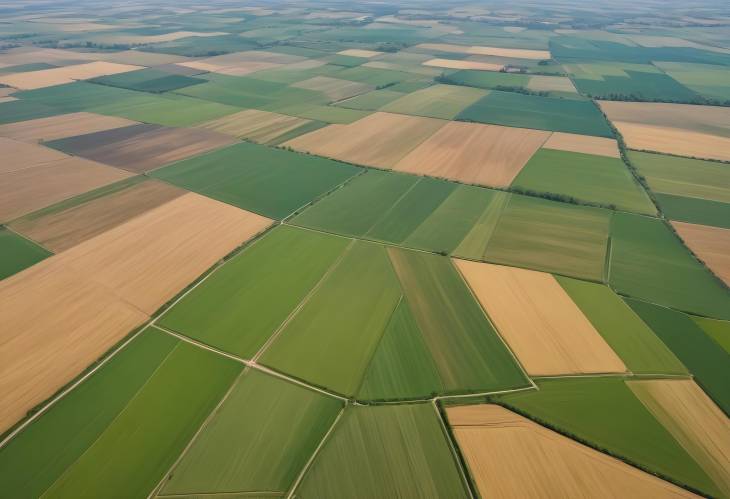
[
  {"left": 394, "top": 121, "right": 549, "bottom": 187},
  {"left": 416, "top": 43, "right": 551, "bottom": 59},
  {"left": 423, "top": 58, "right": 504, "bottom": 71},
  {"left": 10, "top": 179, "right": 186, "bottom": 252},
  {"left": 53, "top": 192, "right": 273, "bottom": 314},
  {"left": 0, "top": 137, "right": 69, "bottom": 173},
  {"left": 0, "top": 157, "right": 133, "bottom": 222},
  {"left": 446, "top": 404, "right": 697, "bottom": 499},
  {"left": 0, "top": 112, "right": 137, "bottom": 143},
  {"left": 671, "top": 222, "right": 730, "bottom": 287},
  {"left": 0, "top": 61, "right": 143, "bottom": 90},
  {"left": 628, "top": 379, "right": 730, "bottom": 497},
  {"left": 454, "top": 260, "right": 627, "bottom": 375},
  {"left": 283, "top": 112, "right": 446, "bottom": 168},
  {"left": 542, "top": 132, "right": 620, "bottom": 158}
]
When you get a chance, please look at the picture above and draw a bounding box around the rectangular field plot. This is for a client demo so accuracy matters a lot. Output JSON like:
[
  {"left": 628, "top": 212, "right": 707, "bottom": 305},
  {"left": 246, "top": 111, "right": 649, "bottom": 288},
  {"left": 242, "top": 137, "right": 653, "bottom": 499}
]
[
  {"left": 447, "top": 405, "right": 698, "bottom": 499},
  {"left": 0, "top": 112, "right": 136, "bottom": 142},
  {"left": 0, "top": 227, "right": 52, "bottom": 280},
  {"left": 46, "top": 123, "right": 236, "bottom": 173},
  {"left": 151, "top": 142, "right": 360, "bottom": 219},
  {"left": 600, "top": 101, "right": 730, "bottom": 161},
  {"left": 496, "top": 378, "right": 716, "bottom": 496},
  {"left": 158, "top": 225, "right": 350, "bottom": 359},
  {"left": 0, "top": 61, "right": 143, "bottom": 90},
  {"left": 542, "top": 132, "right": 620, "bottom": 158},
  {"left": 628, "top": 379, "right": 730, "bottom": 497},
  {"left": 0, "top": 327, "right": 241, "bottom": 498},
  {"left": 393, "top": 121, "right": 550, "bottom": 188},
  {"left": 283, "top": 111, "right": 446, "bottom": 168},
  {"left": 626, "top": 299, "right": 730, "bottom": 414},
  {"left": 480, "top": 195, "right": 611, "bottom": 281},
  {"left": 456, "top": 260, "right": 626, "bottom": 376},
  {"left": 295, "top": 404, "right": 468, "bottom": 498},
  {"left": 291, "top": 75, "right": 374, "bottom": 102},
  {"left": 555, "top": 276, "right": 686, "bottom": 374},
  {"left": 672, "top": 222, "right": 730, "bottom": 286},
  {"left": 380, "top": 84, "right": 488, "bottom": 119},
  {"left": 196, "top": 108, "right": 314, "bottom": 143},
  {"left": 88, "top": 68, "right": 204, "bottom": 93},
  {"left": 9, "top": 178, "right": 186, "bottom": 252},
  {"left": 457, "top": 90, "right": 613, "bottom": 137},
  {"left": 161, "top": 369, "right": 342, "bottom": 497},
  {"left": 609, "top": 213, "right": 730, "bottom": 320},
  {"left": 335, "top": 88, "right": 406, "bottom": 111},
  {"left": 511, "top": 149, "right": 656, "bottom": 214}
]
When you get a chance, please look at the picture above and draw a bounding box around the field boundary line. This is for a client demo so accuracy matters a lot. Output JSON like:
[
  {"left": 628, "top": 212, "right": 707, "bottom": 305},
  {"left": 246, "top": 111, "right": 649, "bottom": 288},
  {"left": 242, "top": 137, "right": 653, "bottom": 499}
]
[
  {"left": 432, "top": 400, "right": 476, "bottom": 499},
  {"left": 1, "top": 223, "right": 54, "bottom": 253},
  {"left": 251, "top": 238, "right": 356, "bottom": 362},
  {"left": 362, "top": 176, "right": 422, "bottom": 239},
  {"left": 148, "top": 367, "right": 250, "bottom": 499},
  {"left": 285, "top": 404, "right": 347, "bottom": 499},
  {"left": 532, "top": 372, "right": 693, "bottom": 380}
]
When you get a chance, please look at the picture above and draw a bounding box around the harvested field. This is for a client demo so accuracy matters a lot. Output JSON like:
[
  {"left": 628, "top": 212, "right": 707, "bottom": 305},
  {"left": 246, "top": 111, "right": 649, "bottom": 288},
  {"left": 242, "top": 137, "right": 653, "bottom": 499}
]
[
  {"left": 197, "top": 108, "right": 312, "bottom": 143},
  {"left": 0, "top": 61, "right": 143, "bottom": 90},
  {"left": 0, "top": 112, "right": 136, "bottom": 143},
  {"left": 447, "top": 404, "right": 697, "bottom": 499},
  {"left": 0, "top": 137, "right": 68, "bottom": 173},
  {"left": 10, "top": 179, "right": 186, "bottom": 252},
  {"left": 423, "top": 58, "right": 503, "bottom": 71},
  {"left": 599, "top": 101, "right": 730, "bottom": 161},
  {"left": 394, "top": 121, "right": 549, "bottom": 187},
  {"left": 455, "top": 260, "right": 626, "bottom": 375},
  {"left": 380, "top": 84, "right": 488, "bottom": 120},
  {"left": 629, "top": 379, "right": 730, "bottom": 497},
  {"left": 0, "top": 156, "right": 133, "bottom": 221},
  {"left": 101, "top": 31, "right": 228, "bottom": 44},
  {"left": 337, "top": 48, "right": 383, "bottom": 58},
  {"left": 48, "top": 124, "right": 236, "bottom": 173},
  {"left": 542, "top": 131, "right": 620, "bottom": 158},
  {"left": 53, "top": 192, "right": 272, "bottom": 314},
  {"left": 416, "top": 43, "right": 551, "bottom": 59},
  {"left": 0, "top": 258, "right": 148, "bottom": 433},
  {"left": 526, "top": 75, "right": 577, "bottom": 92},
  {"left": 291, "top": 76, "right": 373, "bottom": 101},
  {"left": 284, "top": 112, "right": 446, "bottom": 168},
  {"left": 671, "top": 222, "right": 730, "bottom": 287}
]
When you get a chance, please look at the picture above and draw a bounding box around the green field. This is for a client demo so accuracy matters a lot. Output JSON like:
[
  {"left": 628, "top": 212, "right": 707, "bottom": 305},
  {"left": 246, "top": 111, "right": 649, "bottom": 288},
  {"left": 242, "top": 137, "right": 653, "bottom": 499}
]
[
  {"left": 151, "top": 142, "right": 361, "bottom": 219},
  {"left": 456, "top": 90, "right": 613, "bottom": 137},
  {"left": 88, "top": 68, "right": 204, "bottom": 93},
  {"left": 0, "top": 228, "right": 52, "bottom": 280},
  {"left": 440, "top": 70, "right": 530, "bottom": 90},
  {"left": 692, "top": 316, "right": 730, "bottom": 353},
  {"left": 556, "top": 276, "right": 686, "bottom": 374},
  {"left": 570, "top": 63, "right": 699, "bottom": 101},
  {"left": 0, "top": 99, "right": 62, "bottom": 125},
  {"left": 655, "top": 193, "right": 730, "bottom": 229},
  {"left": 158, "top": 226, "right": 350, "bottom": 358},
  {"left": 497, "top": 378, "right": 719, "bottom": 496},
  {"left": 161, "top": 369, "right": 342, "bottom": 496},
  {"left": 512, "top": 149, "right": 656, "bottom": 214},
  {"left": 654, "top": 61, "right": 730, "bottom": 101},
  {"left": 483, "top": 195, "right": 611, "bottom": 281},
  {"left": 625, "top": 299, "right": 730, "bottom": 415},
  {"left": 380, "top": 84, "right": 487, "bottom": 119},
  {"left": 609, "top": 213, "right": 730, "bottom": 319},
  {"left": 335, "top": 89, "right": 406, "bottom": 110},
  {"left": 0, "top": 327, "right": 241, "bottom": 498},
  {"left": 261, "top": 240, "right": 401, "bottom": 395},
  {"left": 296, "top": 404, "right": 468, "bottom": 498}
]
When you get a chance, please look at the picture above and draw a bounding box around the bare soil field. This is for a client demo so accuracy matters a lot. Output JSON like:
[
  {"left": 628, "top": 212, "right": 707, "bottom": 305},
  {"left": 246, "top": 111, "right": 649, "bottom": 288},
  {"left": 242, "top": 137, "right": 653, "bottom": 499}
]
[
  {"left": 0, "top": 137, "right": 68, "bottom": 173},
  {"left": 283, "top": 111, "right": 446, "bottom": 168},
  {"left": 337, "top": 49, "right": 383, "bottom": 58},
  {"left": 423, "top": 58, "right": 504, "bottom": 71},
  {"left": 541, "top": 132, "right": 620, "bottom": 158},
  {"left": 671, "top": 222, "right": 730, "bottom": 287},
  {"left": 0, "top": 258, "right": 148, "bottom": 433},
  {"left": 197, "top": 109, "right": 311, "bottom": 142},
  {"left": 0, "top": 157, "right": 133, "bottom": 221},
  {"left": 629, "top": 379, "right": 730, "bottom": 497},
  {"left": 454, "top": 260, "right": 626, "bottom": 375},
  {"left": 599, "top": 101, "right": 730, "bottom": 161},
  {"left": 447, "top": 404, "right": 697, "bottom": 499},
  {"left": 10, "top": 180, "right": 187, "bottom": 252},
  {"left": 416, "top": 43, "right": 551, "bottom": 59},
  {"left": 0, "top": 112, "right": 137, "bottom": 143},
  {"left": 0, "top": 61, "right": 143, "bottom": 90},
  {"left": 55, "top": 124, "right": 236, "bottom": 173},
  {"left": 394, "top": 121, "right": 549, "bottom": 187},
  {"left": 103, "top": 31, "right": 228, "bottom": 44},
  {"left": 53, "top": 192, "right": 272, "bottom": 314},
  {"left": 291, "top": 76, "right": 373, "bottom": 102}
]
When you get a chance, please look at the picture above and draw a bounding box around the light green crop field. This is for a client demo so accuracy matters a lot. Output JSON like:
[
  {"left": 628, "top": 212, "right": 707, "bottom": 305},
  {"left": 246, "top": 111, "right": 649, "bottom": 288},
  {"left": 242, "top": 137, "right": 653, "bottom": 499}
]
[
  {"left": 497, "top": 378, "right": 720, "bottom": 497},
  {"left": 380, "top": 83, "right": 488, "bottom": 119},
  {"left": 296, "top": 404, "right": 468, "bottom": 498},
  {"left": 692, "top": 316, "right": 730, "bottom": 354}
]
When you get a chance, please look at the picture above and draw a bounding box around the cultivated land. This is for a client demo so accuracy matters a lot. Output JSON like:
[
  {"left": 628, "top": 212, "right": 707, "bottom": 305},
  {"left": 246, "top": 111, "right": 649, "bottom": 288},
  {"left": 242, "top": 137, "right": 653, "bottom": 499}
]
[
  {"left": 447, "top": 405, "right": 696, "bottom": 499},
  {"left": 1, "top": 3, "right": 730, "bottom": 497}
]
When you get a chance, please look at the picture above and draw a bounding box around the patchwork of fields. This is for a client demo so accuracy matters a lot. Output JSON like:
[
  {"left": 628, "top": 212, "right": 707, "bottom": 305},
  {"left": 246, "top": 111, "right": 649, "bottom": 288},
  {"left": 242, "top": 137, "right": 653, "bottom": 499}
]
[{"left": 1, "top": 2, "right": 729, "bottom": 498}]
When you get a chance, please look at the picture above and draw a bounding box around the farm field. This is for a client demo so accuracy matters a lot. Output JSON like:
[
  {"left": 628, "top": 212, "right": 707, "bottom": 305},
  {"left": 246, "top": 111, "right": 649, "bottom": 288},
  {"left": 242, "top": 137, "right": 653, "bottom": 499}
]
[{"left": 1, "top": 2, "right": 729, "bottom": 497}]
